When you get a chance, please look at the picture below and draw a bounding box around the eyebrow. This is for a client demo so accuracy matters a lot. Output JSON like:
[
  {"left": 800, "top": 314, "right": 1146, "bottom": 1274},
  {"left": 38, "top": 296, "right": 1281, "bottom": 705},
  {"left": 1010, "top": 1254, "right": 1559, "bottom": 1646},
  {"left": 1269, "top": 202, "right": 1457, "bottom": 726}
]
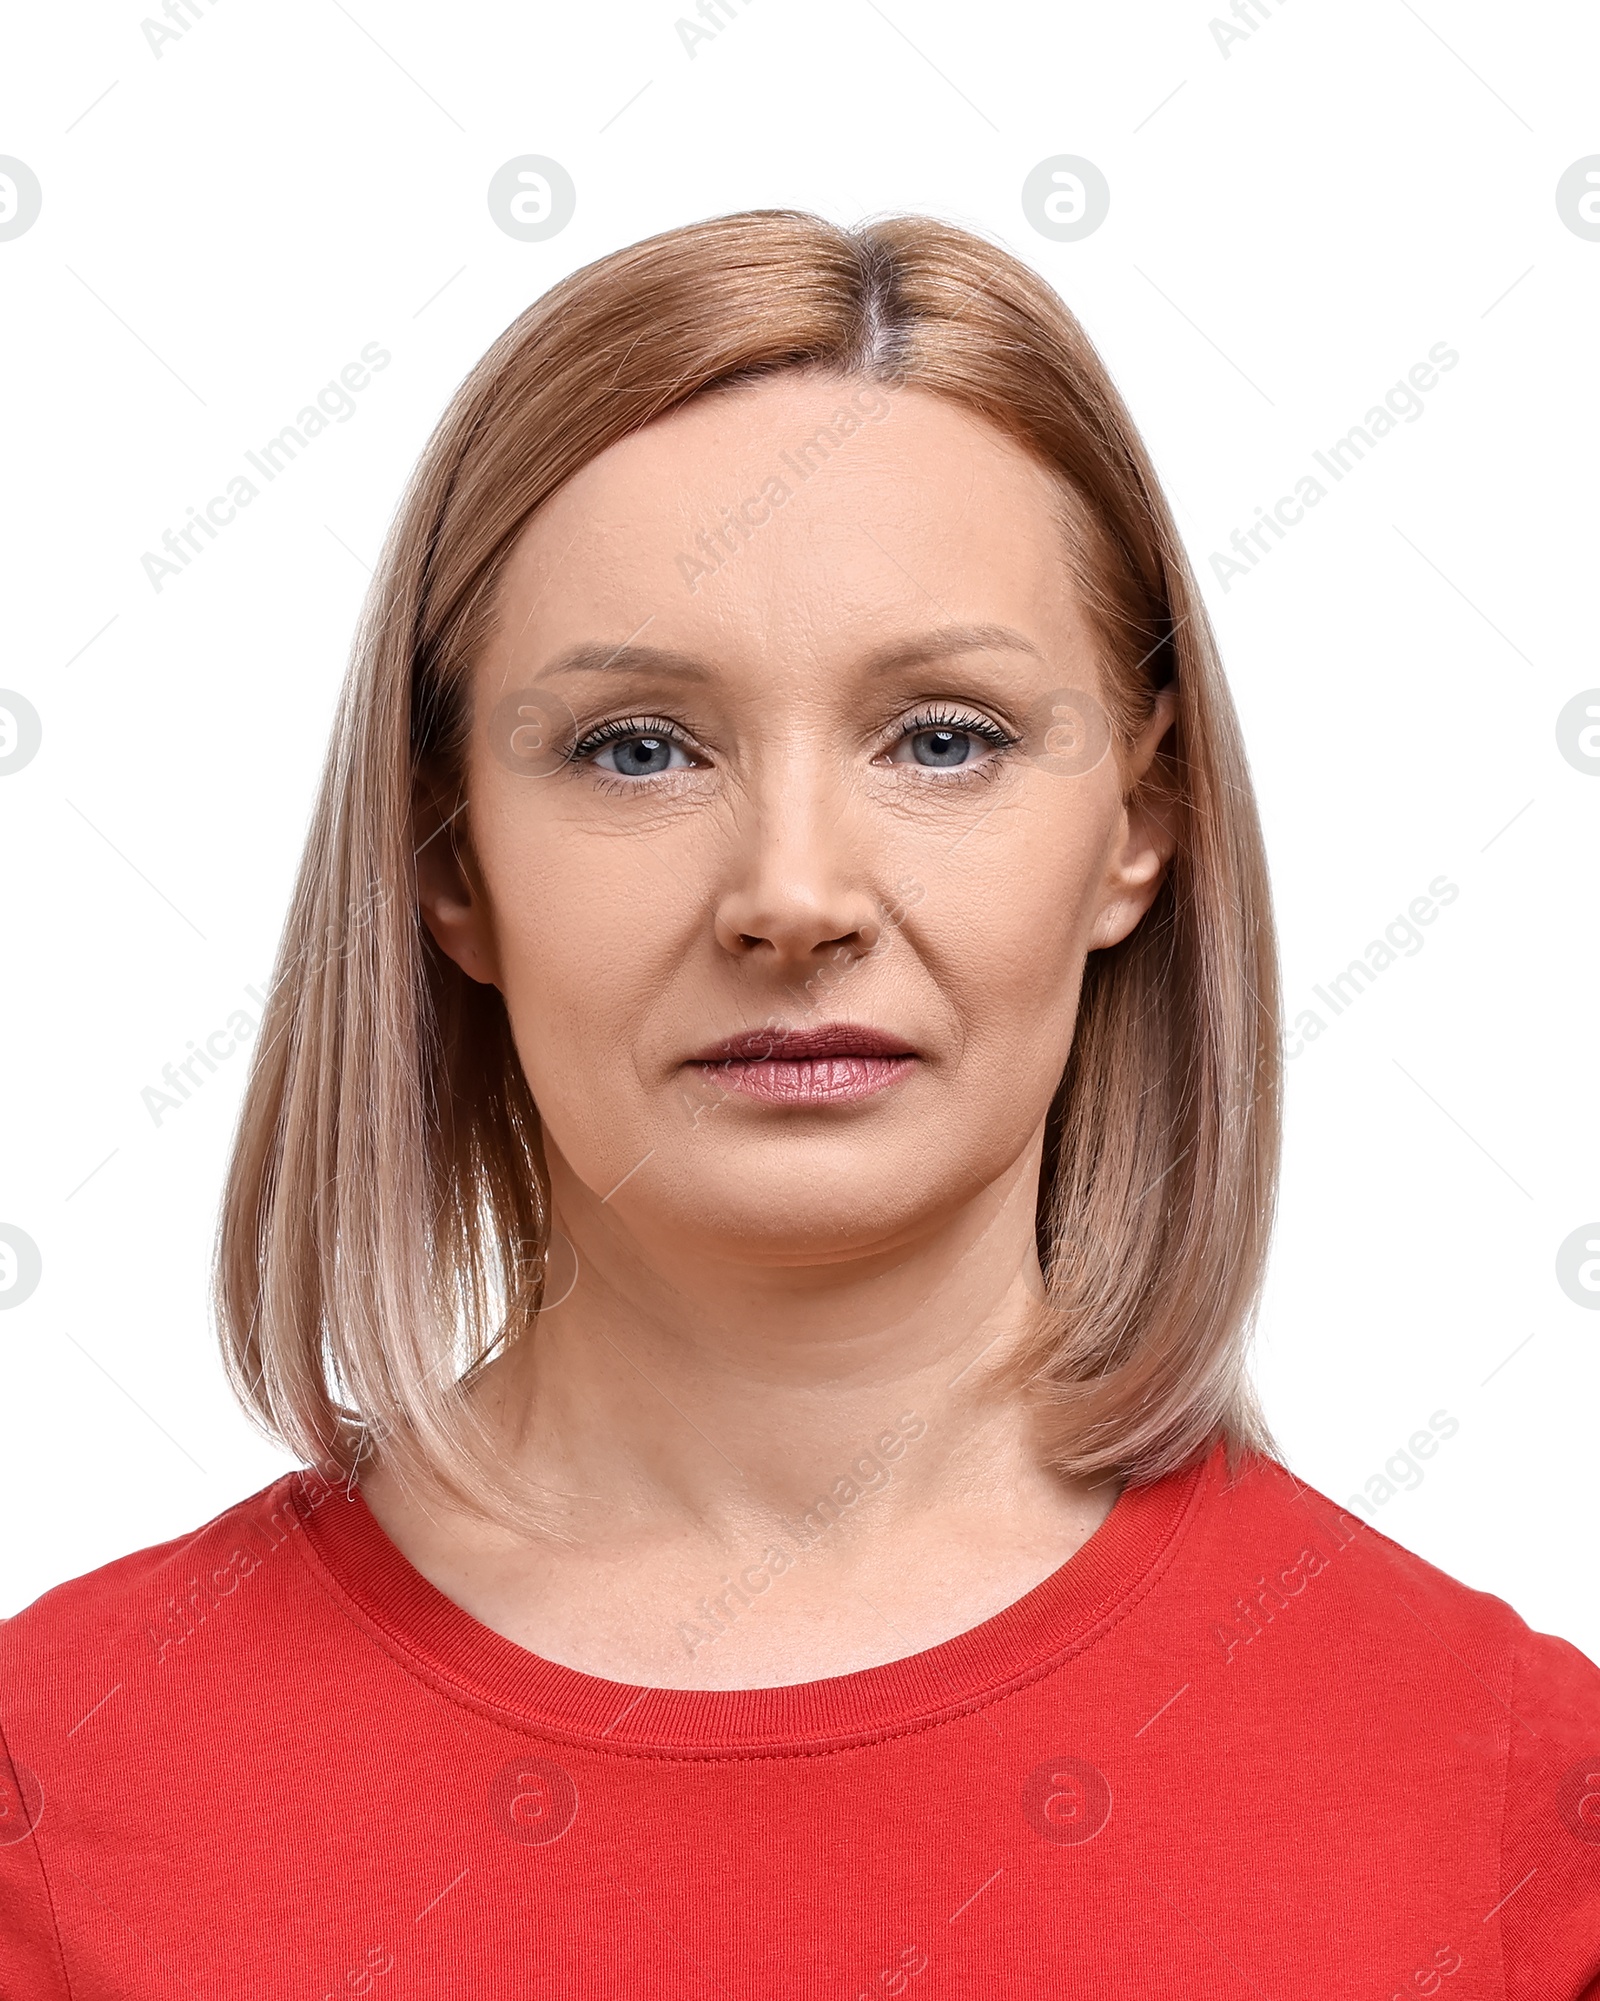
[
  {"left": 535, "top": 624, "right": 1043, "bottom": 682},
  {"left": 861, "top": 624, "right": 1044, "bottom": 673},
  {"left": 538, "top": 641, "right": 713, "bottom": 682}
]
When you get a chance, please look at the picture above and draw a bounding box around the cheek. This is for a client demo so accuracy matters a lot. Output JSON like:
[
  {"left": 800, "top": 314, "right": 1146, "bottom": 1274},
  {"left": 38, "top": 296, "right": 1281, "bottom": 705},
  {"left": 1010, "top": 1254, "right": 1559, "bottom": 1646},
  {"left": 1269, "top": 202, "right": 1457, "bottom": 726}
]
[
  {"left": 908, "top": 832, "right": 1101, "bottom": 1093},
  {"left": 473, "top": 804, "right": 689, "bottom": 1096},
  {"left": 915, "top": 798, "right": 1109, "bottom": 991}
]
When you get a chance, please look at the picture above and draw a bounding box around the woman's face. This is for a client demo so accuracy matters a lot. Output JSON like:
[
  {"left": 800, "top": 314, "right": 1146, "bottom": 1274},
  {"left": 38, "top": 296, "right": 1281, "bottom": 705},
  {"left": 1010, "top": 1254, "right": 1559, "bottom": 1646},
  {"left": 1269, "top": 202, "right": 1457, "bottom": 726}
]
[{"left": 419, "top": 372, "right": 1175, "bottom": 1267}]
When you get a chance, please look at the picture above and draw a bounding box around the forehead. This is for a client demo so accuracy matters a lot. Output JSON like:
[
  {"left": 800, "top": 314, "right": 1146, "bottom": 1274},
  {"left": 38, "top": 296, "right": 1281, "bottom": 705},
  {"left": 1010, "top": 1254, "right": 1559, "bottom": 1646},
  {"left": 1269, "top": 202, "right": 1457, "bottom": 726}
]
[{"left": 487, "top": 372, "right": 1095, "bottom": 675}]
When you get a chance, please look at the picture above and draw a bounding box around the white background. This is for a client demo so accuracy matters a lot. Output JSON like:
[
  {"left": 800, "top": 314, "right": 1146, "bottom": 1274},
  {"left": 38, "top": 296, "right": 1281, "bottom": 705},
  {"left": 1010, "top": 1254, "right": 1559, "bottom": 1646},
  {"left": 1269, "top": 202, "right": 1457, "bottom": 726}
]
[{"left": 2, "top": 0, "right": 1596, "bottom": 1654}]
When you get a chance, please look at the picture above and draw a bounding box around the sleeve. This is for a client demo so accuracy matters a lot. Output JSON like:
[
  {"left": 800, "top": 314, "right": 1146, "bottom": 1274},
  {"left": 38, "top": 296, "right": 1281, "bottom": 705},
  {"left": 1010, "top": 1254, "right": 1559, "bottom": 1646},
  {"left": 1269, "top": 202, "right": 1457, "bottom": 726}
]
[
  {"left": 0, "top": 1713, "right": 71, "bottom": 2000},
  {"left": 1499, "top": 1621, "right": 1600, "bottom": 1999}
]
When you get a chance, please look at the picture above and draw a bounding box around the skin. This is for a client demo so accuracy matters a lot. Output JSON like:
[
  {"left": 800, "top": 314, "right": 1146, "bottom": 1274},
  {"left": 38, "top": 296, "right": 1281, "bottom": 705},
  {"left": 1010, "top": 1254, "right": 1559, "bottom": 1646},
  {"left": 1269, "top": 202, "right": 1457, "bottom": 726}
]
[{"left": 362, "top": 370, "right": 1177, "bottom": 1690}]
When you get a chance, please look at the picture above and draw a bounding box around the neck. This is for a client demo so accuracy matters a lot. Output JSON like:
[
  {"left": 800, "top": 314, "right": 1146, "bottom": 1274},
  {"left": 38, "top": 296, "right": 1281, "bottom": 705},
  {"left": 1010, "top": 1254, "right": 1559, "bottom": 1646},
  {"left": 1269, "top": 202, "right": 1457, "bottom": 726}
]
[
  {"left": 475, "top": 1135, "right": 1068, "bottom": 1538},
  {"left": 358, "top": 1134, "right": 1121, "bottom": 1687}
]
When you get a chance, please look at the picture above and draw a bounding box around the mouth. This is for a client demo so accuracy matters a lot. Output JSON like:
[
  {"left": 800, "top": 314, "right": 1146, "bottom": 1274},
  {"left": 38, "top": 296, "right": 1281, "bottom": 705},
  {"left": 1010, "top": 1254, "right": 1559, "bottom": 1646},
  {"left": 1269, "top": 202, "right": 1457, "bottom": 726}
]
[{"left": 684, "top": 1021, "right": 918, "bottom": 1106}]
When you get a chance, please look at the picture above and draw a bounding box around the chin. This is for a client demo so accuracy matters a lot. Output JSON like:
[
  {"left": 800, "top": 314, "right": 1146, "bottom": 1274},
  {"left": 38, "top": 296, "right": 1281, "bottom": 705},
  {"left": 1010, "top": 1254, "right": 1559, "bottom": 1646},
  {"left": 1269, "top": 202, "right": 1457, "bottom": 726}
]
[{"left": 631, "top": 1157, "right": 954, "bottom": 1265}]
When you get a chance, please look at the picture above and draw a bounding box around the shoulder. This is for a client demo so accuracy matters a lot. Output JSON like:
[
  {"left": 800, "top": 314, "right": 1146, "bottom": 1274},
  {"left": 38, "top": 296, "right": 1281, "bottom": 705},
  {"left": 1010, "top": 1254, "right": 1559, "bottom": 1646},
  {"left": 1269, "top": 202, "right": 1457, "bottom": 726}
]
[
  {"left": 0, "top": 1468, "right": 347, "bottom": 1999},
  {"left": 0, "top": 1467, "right": 341, "bottom": 1718},
  {"left": 1191, "top": 1450, "right": 1600, "bottom": 1994},
  {"left": 1194, "top": 1446, "right": 1595, "bottom": 1676}
]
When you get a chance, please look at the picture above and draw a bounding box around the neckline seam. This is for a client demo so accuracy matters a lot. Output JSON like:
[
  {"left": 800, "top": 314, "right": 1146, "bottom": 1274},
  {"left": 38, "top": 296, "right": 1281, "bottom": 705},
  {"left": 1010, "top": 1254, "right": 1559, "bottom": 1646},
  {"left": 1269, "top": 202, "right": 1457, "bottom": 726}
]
[{"left": 282, "top": 1451, "right": 1214, "bottom": 1763}]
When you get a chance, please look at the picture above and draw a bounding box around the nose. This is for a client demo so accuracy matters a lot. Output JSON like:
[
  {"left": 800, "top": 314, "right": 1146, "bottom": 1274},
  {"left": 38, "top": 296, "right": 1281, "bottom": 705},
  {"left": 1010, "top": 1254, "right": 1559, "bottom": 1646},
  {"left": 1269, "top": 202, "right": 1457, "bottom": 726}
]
[{"left": 711, "top": 785, "right": 883, "bottom": 972}]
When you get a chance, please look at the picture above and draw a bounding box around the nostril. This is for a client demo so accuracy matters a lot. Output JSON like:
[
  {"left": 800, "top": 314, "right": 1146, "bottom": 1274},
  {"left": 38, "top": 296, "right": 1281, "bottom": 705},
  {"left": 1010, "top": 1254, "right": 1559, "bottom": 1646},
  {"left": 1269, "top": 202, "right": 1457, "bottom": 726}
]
[
  {"left": 840, "top": 921, "right": 882, "bottom": 957},
  {"left": 712, "top": 893, "right": 884, "bottom": 962}
]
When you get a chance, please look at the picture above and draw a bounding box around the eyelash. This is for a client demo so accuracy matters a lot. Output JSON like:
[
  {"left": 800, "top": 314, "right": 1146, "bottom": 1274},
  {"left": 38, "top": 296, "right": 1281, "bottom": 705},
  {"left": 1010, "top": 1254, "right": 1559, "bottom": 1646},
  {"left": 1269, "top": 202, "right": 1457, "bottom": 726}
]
[
  {"left": 892, "top": 706, "right": 1017, "bottom": 778},
  {"left": 564, "top": 707, "right": 1019, "bottom": 784},
  {"left": 567, "top": 714, "right": 693, "bottom": 762}
]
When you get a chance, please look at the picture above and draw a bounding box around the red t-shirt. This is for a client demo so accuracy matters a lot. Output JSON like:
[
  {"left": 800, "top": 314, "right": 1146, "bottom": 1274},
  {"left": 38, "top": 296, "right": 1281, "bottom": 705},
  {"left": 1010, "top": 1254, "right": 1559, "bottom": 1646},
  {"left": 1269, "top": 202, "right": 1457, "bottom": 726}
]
[{"left": 2, "top": 1443, "right": 1598, "bottom": 1997}]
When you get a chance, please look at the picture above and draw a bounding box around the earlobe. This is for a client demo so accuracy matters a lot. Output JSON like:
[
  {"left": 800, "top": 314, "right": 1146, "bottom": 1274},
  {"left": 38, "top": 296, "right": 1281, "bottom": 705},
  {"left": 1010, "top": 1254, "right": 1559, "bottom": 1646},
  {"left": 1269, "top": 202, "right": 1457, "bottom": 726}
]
[
  {"left": 412, "top": 770, "right": 502, "bottom": 988},
  {"left": 417, "top": 877, "right": 500, "bottom": 987},
  {"left": 1090, "top": 687, "right": 1180, "bottom": 952},
  {"left": 1088, "top": 858, "right": 1166, "bottom": 952}
]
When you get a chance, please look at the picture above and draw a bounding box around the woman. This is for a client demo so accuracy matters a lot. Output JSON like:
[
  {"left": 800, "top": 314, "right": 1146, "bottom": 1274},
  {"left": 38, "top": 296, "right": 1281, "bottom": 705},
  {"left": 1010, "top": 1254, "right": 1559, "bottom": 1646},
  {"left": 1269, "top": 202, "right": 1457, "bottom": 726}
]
[{"left": 3, "top": 210, "right": 1596, "bottom": 1996}]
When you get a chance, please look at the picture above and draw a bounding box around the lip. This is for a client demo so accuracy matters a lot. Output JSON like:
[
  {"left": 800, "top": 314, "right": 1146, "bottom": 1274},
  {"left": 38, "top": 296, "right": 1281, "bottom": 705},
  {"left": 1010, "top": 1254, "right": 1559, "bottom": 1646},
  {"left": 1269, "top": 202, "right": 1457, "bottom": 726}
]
[
  {"left": 688, "top": 1022, "right": 916, "bottom": 1064},
  {"left": 685, "top": 1021, "right": 918, "bottom": 1106}
]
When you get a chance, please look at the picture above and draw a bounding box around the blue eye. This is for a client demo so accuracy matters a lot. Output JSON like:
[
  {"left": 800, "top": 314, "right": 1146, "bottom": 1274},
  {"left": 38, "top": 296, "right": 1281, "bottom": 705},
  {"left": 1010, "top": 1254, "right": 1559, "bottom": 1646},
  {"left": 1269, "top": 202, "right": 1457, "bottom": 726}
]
[
  {"left": 908, "top": 728, "right": 976, "bottom": 767},
  {"left": 572, "top": 716, "right": 698, "bottom": 777},
  {"left": 594, "top": 732, "right": 690, "bottom": 777},
  {"left": 888, "top": 709, "right": 1014, "bottom": 771}
]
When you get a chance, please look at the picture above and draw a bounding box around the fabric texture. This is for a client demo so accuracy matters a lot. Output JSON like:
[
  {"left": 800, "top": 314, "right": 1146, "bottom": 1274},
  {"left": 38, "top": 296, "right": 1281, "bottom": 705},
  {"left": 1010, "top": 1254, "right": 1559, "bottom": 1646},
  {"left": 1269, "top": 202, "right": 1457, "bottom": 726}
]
[{"left": 2, "top": 1444, "right": 1597, "bottom": 1997}]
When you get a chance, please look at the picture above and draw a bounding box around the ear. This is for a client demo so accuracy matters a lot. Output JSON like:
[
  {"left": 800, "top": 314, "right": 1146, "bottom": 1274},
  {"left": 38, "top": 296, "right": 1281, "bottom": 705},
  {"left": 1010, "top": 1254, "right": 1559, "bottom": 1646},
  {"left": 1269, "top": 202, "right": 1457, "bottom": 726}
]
[
  {"left": 412, "top": 758, "right": 501, "bottom": 987},
  {"left": 1087, "top": 685, "right": 1179, "bottom": 952}
]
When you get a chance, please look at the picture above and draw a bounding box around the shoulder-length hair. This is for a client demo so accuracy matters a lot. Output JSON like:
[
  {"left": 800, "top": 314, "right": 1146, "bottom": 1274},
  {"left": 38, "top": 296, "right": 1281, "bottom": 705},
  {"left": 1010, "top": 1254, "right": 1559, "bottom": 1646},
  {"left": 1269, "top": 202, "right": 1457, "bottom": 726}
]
[{"left": 215, "top": 208, "right": 1282, "bottom": 1524}]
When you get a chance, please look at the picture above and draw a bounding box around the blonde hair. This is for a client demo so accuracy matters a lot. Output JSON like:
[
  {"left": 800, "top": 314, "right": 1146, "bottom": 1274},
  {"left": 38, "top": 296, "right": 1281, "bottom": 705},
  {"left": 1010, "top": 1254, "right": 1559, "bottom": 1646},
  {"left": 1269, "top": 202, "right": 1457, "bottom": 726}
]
[{"left": 214, "top": 208, "right": 1282, "bottom": 1523}]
